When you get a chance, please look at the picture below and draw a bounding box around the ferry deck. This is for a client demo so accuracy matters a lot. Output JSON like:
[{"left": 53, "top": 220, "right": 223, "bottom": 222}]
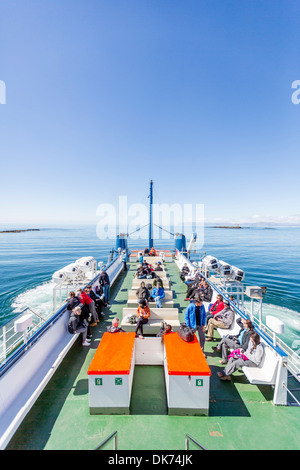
[{"left": 6, "top": 256, "right": 300, "bottom": 451}]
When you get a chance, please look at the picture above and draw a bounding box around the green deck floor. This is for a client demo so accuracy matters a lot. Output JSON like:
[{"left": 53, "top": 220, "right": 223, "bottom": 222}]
[{"left": 7, "top": 261, "right": 300, "bottom": 450}]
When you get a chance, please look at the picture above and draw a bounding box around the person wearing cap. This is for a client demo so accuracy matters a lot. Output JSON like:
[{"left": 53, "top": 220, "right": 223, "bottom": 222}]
[
  {"left": 206, "top": 300, "right": 234, "bottom": 341},
  {"left": 155, "top": 262, "right": 163, "bottom": 272}
]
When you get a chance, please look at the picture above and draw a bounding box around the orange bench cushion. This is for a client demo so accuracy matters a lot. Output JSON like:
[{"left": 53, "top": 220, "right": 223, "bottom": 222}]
[
  {"left": 87, "top": 332, "right": 135, "bottom": 375},
  {"left": 164, "top": 332, "right": 211, "bottom": 376}
]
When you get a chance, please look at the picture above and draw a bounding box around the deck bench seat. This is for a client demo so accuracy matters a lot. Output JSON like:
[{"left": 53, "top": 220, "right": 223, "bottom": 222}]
[
  {"left": 242, "top": 344, "right": 279, "bottom": 385},
  {"left": 127, "top": 300, "right": 174, "bottom": 308},
  {"left": 132, "top": 277, "right": 170, "bottom": 289},
  {"left": 127, "top": 288, "right": 174, "bottom": 307},
  {"left": 121, "top": 308, "right": 180, "bottom": 334},
  {"left": 216, "top": 312, "right": 241, "bottom": 338},
  {"left": 128, "top": 289, "right": 173, "bottom": 300}
]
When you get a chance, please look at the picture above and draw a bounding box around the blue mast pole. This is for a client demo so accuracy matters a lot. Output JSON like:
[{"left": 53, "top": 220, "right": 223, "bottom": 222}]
[{"left": 149, "top": 180, "right": 153, "bottom": 248}]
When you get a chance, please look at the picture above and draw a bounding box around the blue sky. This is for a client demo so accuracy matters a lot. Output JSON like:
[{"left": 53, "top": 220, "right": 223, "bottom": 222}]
[{"left": 0, "top": 0, "right": 300, "bottom": 225}]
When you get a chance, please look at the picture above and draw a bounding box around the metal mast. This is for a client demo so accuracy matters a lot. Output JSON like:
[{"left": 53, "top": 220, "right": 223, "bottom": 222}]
[{"left": 149, "top": 180, "right": 153, "bottom": 248}]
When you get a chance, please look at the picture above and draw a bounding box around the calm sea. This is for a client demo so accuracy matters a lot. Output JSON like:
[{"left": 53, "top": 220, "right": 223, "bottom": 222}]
[{"left": 0, "top": 224, "right": 299, "bottom": 351}]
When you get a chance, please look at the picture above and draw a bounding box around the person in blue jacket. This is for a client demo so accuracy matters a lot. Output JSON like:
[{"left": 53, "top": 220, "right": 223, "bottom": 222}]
[
  {"left": 152, "top": 282, "right": 165, "bottom": 308},
  {"left": 184, "top": 294, "right": 206, "bottom": 351}
]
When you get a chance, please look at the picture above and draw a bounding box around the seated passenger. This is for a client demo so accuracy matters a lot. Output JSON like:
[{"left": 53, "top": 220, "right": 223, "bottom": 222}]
[
  {"left": 155, "top": 262, "right": 163, "bottom": 271},
  {"left": 149, "top": 247, "right": 157, "bottom": 256},
  {"left": 212, "top": 318, "right": 254, "bottom": 363},
  {"left": 156, "top": 322, "right": 173, "bottom": 343},
  {"left": 66, "top": 291, "right": 82, "bottom": 311},
  {"left": 206, "top": 295, "right": 224, "bottom": 324},
  {"left": 152, "top": 282, "right": 165, "bottom": 308},
  {"left": 135, "top": 281, "right": 151, "bottom": 304},
  {"left": 86, "top": 285, "right": 105, "bottom": 319},
  {"left": 217, "top": 331, "right": 264, "bottom": 381},
  {"left": 107, "top": 317, "right": 125, "bottom": 333},
  {"left": 153, "top": 276, "right": 163, "bottom": 288},
  {"left": 144, "top": 248, "right": 150, "bottom": 255},
  {"left": 185, "top": 269, "right": 199, "bottom": 285},
  {"left": 67, "top": 291, "right": 91, "bottom": 338},
  {"left": 68, "top": 306, "right": 90, "bottom": 346},
  {"left": 135, "top": 300, "right": 151, "bottom": 339},
  {"left": 200, "top": 281, "right": 213, "bottom": 302},
  {"left": 136, "top": 264, "right": 147, "bottom": 279},
  {"left": 180, "top": 263, "right": 190, "bottom": 281},
  {"left": 145, "top": 265, "right": 155, "bottom": 279},
  {"left": 77, "top": 288, "right": 99, "bottom": 326},
  {"left": 206, "top": 300, "right": 234, "bottom": 341},
  {"left": 187, "top": 278, "right": 205, "bottom": 301}
]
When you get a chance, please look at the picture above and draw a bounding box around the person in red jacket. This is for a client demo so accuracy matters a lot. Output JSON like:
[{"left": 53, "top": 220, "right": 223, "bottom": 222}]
[
  {"left": 205, "top": 294, "right": 224, "bottom": 326},
  {"left": 77, "top": 288, "right": 98, "bottom": 326}
]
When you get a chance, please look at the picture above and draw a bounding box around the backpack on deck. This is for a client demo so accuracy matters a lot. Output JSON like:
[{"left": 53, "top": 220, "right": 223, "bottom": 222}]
[{"left": 178, "top": 323, "right": 195, "bottom": 343}]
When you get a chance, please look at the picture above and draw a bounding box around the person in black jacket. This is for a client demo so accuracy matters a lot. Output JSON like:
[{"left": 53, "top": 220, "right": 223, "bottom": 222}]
[
  {"left": 86, "top": 285, "right": 105, "bottom": 319},
  {"left": 99, "top": 270, "right": 111, "bottom": 306},
  {"left": 212, "top": 318, "right": 254, "bottom": 363},
  {"left": 68, "top": 306, "right": 90, "bottom": 346},
  {"left": 66, "top": 291, "right": 82, "bottom": 311},
  {"left": 180, "top": 263, "right": 190, "bottom": 281},
  {"left": 200, "top": 281, "right": 213, "bottom": 302},
  {"left": 66, "top": 291, "right": 92, "bottom": 338}
]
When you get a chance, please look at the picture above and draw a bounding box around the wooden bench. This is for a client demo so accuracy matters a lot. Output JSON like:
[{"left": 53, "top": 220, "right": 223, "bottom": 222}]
[
  {"left": 240, "top": 341, "right": 287, "bottom": 405},
  {"left": 132, "top": 277, "right": 170, "bottom": 289},
  {"left": 128, "top": 289, "right": 173, "bottom": 300},
  {"left": 134, "top": 270, "right": 169, "bottom": 278},
  {"left": 127, "top": 288, "right": 174, "bottom": 308},
  {"left": 242, "top": 344, "right": 279, "bottom": 385},
  {"left": 142, "top": 256, "right": 163, "bottom": 264},
  {"left": 127, "top": 299, "right": 174, "bottom": 308},
  {"left": 121, "top": 308, "right": 180, "bottom": 334}
]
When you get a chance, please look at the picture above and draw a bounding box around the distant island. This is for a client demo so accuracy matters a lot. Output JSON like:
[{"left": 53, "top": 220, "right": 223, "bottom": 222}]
[
  {"left": 0, "top": 229, "right": 40, "bottom": 233},
  {"left": 211, "top": 224, "right": 242, "bottom": 229}
]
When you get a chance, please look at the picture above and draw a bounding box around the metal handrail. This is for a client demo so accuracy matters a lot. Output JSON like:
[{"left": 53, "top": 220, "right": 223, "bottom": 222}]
[
  {"left": 176, "top": 251, "right": 300, "bottom": 378},
  {"left": 0, "top": 254, "right": 123, "bottom": 373},
  {"left": 283, "top": 383, "right": 300, "bottom": 407},
  {"left": 94, "top": 431, "right": 117, "bottom": 450},
  {"left": 185, "top": 433, "right": 207, "bottom": 450}
]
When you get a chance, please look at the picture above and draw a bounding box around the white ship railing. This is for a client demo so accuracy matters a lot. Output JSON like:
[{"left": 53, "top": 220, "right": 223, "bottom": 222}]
[
  {"left": 175, "top": 251, "right": 300, "bottom": 382},
  {"left": 0, "top": 253, "right": 124, "bottom": 450},
  {"left": 0, "top": 307, "right": 49, "bottom": 366},
  {"left": 0, "top": 253, "right": 123, "bottom": 374}
]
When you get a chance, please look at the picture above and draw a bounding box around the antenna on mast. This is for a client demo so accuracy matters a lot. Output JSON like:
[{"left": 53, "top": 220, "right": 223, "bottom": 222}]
[{"left": 149, "top": 180, "right": 153, "bottom": 248}]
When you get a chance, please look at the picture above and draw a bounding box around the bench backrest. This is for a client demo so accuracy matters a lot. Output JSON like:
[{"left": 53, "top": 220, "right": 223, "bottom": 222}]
[
  {"left": 122, "top": 308, "right": 179, "bottom": 320},
  {"left": 132, "top": 278, "right": 170, "bottom": 288},
  {"left": 258, "top": 344, "right": 278, "bottom": 374},
  {"left": 128, "top": 290, "right": 173, "bottom": 300}
]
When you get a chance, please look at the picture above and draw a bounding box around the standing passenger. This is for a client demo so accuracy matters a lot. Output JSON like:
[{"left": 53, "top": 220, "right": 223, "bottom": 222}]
[
  {"left": 99, "top": 270, "right": 111, "bottom": 307},
  {"left": 184, "top": 295, "right": 206, "bottom": 351}
]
